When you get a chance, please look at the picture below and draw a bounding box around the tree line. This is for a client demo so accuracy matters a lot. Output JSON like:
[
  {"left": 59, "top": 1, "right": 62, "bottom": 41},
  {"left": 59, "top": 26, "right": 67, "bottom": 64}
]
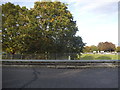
[
  {"left": 83, "top": 42, "right": 120, "bottom": 53},
  {"left": 1, "top": 1, "right": 85, "bottom": 56}
]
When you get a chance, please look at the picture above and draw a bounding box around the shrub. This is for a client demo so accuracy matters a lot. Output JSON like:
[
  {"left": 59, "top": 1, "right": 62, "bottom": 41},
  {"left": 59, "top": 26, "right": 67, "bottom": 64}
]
[{"left": 70, "top": 54, "right": 77, "bottom": 60}]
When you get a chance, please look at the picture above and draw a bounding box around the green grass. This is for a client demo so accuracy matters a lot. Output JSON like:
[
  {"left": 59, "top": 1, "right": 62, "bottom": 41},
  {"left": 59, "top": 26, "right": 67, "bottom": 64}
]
[{"left": 80, "top": 54, "right": 119, "bottom": 60}]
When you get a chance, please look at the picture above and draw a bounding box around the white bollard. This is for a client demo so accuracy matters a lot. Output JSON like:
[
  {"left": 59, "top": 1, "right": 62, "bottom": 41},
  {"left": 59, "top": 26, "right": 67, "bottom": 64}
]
[{"left": 68, "top": 56, "right": 71, "bottom": 60}]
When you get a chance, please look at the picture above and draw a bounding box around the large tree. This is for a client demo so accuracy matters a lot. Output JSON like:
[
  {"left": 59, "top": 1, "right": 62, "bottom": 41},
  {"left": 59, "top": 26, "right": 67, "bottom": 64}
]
[
  {"left": 2, "top": 3, "right": 22, "bottom": 54},
  {"left": 2, "top": 2, "right": 31, "bottom": 55},
  {"left": 97, "top": 42, "right": 116, "bottom": 52},
  {"left": 0, "top": 5, "right": 2, "bottom": 52},
  {"left": 2, "top": 1, "right": 85, "bottom": 56},
  {"left": 30, "top": 1, "right": 85, "bottom": 53}
]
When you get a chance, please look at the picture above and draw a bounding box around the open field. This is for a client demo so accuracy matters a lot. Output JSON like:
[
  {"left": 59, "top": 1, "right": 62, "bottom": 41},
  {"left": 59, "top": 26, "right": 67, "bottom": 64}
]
[{"left": 80, "top": 54, "right": 119, "bottom": 60}]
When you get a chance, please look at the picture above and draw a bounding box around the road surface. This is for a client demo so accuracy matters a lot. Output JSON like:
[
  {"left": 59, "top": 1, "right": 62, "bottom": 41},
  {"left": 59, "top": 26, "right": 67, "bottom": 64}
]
[{"left": 2, "top": 65, "right": 118, "bottom": 88}]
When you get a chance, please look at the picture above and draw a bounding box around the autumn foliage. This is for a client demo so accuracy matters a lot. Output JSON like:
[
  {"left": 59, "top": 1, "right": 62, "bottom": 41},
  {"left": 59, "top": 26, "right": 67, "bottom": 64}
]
[{"left": 97, "top": 42, "right": 116, "bottom": 52}]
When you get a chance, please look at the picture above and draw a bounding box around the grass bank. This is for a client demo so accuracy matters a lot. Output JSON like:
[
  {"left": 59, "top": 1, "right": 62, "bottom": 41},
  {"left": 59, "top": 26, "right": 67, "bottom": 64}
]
[{"left": 80, "top": 54, "right": 119, "bottom": 60}]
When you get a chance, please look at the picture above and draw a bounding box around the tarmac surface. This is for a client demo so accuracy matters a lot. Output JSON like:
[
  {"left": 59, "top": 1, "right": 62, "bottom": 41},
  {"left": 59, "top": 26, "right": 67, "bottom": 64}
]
[{"left": 2, "top": 65, "right": 118, "bottom": 88}]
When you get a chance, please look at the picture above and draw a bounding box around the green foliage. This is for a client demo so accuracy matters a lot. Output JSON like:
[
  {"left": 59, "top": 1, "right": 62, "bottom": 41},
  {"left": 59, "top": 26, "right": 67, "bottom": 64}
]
[
  {"left": 116, "top": 46, "right": 120, "bottom": 52},
  {"left": 70, "top": 54, "right": 77, "bottom": 60},
  {"left": 2, "top": 2, "right": 85, "bottom": 56},
  {"left": 0, "top": 5, "right": 2, "bottom": 30},
  {"left": 83, "top": 46, "right": 91, "bottom": 53},
  {"left": 31, "top": 1, "right": 85, "bottom": 53},
  {"left": 83, "top": 45, "right": 98, "bottom": 53},
  {"left": 90, "top": 45, "right": 98, "bottom": 52},
  {"left": 2, "top": 2, "right": 29, "bottom": 54}
]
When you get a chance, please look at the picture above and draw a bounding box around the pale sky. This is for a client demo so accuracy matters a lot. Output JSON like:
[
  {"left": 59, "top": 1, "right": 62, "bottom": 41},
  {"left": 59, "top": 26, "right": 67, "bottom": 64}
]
[{"left": 1, "top": 0, "right": 119, "bottom": 46}]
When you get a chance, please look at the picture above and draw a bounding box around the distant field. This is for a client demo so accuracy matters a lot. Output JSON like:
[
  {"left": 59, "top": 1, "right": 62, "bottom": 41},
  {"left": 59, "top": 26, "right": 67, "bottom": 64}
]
[{"left": 80, "top": 54, "right": 119, "bottom": 60}]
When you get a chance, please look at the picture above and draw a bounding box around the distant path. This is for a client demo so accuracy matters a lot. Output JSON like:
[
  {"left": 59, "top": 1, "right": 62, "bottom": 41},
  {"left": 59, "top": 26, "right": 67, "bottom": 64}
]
[{"left": 2, "top": 66, "right": 118, "bottom": 88}]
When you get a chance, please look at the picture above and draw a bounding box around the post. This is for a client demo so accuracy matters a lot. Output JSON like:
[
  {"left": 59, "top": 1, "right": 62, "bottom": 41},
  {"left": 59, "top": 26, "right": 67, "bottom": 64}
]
[{"left": 68, "top": 55, "right": 71, "bottom": 60}]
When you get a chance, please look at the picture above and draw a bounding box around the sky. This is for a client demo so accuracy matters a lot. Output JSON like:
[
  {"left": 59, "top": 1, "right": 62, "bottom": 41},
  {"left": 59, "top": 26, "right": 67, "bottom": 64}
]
[{"left": 1, "top": 0, "right": 119, "bottom": 46}]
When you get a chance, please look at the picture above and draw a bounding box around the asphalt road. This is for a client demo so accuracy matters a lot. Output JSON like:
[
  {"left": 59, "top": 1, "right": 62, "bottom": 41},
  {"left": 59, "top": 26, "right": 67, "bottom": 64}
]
[{"left": 2, "top": 66, "right": 118, "bottom": 88}]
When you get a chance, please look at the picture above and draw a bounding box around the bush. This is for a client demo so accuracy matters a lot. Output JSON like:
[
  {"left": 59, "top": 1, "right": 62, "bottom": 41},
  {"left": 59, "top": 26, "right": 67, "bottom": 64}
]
[
  {"left": 80, "top": 55, "right": 95, "bottom": 60},
  {"left": 70, "top": 54, "right": 77, "bottom": 60},
  {"left": 95, "top": 56, "right": 111, "bottom": 60}
]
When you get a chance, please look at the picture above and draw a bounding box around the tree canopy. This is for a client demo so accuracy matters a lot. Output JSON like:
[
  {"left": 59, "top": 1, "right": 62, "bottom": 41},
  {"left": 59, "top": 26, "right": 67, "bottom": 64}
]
[
  {"left": 116, "top": 46, "right": 120, "bottom": 52},
  {"left": 83, "top": 45, "right": 98, "bottom": 53},
  {"left": 2, "top": 1, "right": 85, "bottom": 55},
  {"left": 97, "top": 42, "right": 116, "bottom": 52}
]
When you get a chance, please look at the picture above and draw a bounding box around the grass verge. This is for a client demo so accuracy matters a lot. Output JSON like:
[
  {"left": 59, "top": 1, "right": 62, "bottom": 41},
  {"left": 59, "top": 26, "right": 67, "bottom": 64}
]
[{"left": 80, "top": 54, "right": 119, "bottom": 60}]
